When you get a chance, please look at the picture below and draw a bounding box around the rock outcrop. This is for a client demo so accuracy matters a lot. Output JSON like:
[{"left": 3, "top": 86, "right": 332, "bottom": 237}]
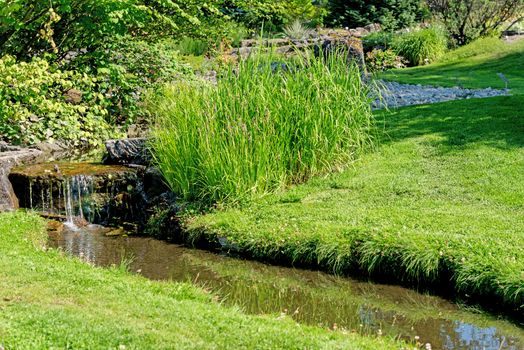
[
  {"left": 0, "top": 144, "right": 43, "bottom": 211},
  {"left": 104, "top": 138, "right": 150, "bottom": 165}
]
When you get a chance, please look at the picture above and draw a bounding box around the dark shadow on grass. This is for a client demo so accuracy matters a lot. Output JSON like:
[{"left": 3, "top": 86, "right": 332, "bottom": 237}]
[{"left": 377, "top": 96, "right": 524, "bottom": 150}]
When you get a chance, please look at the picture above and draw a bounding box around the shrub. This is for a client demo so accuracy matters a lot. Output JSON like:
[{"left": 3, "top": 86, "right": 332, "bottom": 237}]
[
  {"left": 0, "top": 56, "right": 118, "bottom": 146},
  {"left": 0, "top": 0, "right": 229, "bottom": 59},
  {"left": 393, "top": 27, "right": 448, "bottom": 66},
  {"left": 150, "top": 52, "right": 374, "bottom": 204},
  {"left": 325, "top": 0, "right": 429, "bottom": 31},
  {"left": 366, "top": 48, "right": 406, "bottom": 71},
  {"left": 223, "top": 0, "right": 326, "bottom": 32},
  {"left": 66, "top": 37, "right": 194, "bottom": 126},
  {"left": 362, "top": 31, "right": 395, "bottom": 52},
  {"left": 175, "top": 37, "right": 210, "bottom": 56}
]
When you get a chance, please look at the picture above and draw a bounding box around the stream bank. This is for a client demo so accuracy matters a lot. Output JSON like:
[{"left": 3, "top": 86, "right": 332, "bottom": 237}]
[{"left": 48, "top": 223, "right": 524, "bottom": 350}]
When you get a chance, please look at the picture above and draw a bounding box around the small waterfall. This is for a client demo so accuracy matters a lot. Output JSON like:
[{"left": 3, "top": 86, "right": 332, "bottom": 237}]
[
  {"left": 27, "top": 174, "right": 97, "bottom": 230},
  {"left": 9, "top": 162, "right": 139, "bottom": 229}
]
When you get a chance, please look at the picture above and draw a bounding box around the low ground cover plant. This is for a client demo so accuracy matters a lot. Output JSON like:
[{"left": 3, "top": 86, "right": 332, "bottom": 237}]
[
  {"left": 150, "top": 51, "right": 374, "bottom": 204},
  {"left": 382, "top": 37, "right": 524, "bottom": 92}
]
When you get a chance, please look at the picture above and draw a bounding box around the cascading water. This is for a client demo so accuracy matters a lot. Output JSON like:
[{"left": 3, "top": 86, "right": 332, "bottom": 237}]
[
  {"left": 26, "top": 175, "right": 97, "bottom": 229},
  {"left": 9, "top": 162, "right": 140, "bottom": 229}
]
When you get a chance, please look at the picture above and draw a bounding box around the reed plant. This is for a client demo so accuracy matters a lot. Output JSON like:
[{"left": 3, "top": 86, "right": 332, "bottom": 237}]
[{"left": 150, "top": 51, "right": 374, "bottom": 204}]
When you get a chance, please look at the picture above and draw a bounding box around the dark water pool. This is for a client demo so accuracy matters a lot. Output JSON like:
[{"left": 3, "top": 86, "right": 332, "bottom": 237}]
[{"left": 48, "top": 224, "right": 524, "bottom": 350}]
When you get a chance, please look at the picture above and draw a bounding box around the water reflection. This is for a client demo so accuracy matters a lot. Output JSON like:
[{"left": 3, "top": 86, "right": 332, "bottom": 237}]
[{"left": 48, "top": 225, "right": 524, "bottom": 350}]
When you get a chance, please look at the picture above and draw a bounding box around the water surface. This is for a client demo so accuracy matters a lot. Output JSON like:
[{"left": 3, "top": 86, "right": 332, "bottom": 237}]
[{"left": 48, "top": 225, "right": 524, "bottom": 350}]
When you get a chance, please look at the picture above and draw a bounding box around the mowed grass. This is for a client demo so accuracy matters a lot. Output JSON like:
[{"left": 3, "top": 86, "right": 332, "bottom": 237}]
[
  {"left": 186, "top": 95, "right": 524, "bottom": 313},
  {"left": 382, "top": 37, "right": 524, "bottom": 93},
  {"left": 0, "top": 212, "right": 404, "bottom": 349}
]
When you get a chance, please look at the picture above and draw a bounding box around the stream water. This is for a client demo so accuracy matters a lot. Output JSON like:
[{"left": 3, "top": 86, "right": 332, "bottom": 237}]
[{"left": 48, "top": 224, "right": 524, "bottom": 350}]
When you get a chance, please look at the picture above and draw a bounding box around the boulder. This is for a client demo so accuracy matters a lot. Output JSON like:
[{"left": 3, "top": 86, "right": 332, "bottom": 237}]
[
  {"left": 104, "top": 138, "right": 150, "bottom": 165},
  {"left": 0, "top": 148, "right": 43, "bottom": 212}
]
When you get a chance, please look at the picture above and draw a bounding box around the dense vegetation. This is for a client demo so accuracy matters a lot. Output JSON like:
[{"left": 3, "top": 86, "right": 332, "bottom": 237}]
[
  {"left": 1, "top": 0, "right": 522, "bottom": 146},
  {"left": 185, "top": 40, "right": 524, "bottom": 313},
  {"left": 151, "top": 52, "right": 373, "bottom": 203}
]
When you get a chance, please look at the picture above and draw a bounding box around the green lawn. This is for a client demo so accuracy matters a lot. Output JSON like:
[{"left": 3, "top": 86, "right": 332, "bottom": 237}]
[
  {"left": 0, "top": 212, "right": 402, "bottom": 349},
  {"left": 382, "top": 37, "right": 524, "bottom": 94},
  {"left": 187, "top": 39, "right": 524, "bottom": 314}
]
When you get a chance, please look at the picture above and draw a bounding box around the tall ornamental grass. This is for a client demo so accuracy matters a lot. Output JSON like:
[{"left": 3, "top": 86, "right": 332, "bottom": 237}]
[
  {"left": 393, "top": 27, "right": 448, "bottom": 66},
  {"left": 150, "top": 52, "right": 374, "bottom": 204}
]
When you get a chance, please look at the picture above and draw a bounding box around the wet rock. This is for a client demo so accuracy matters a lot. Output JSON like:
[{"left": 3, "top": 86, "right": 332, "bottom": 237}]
[
  {"left": 47, "top": 220, "right": 64, "bottom": 234},
  {"left": 0, "top": 148, "right": 43, "bottom": 212},
  {"left": 104, "top": 138, "right": 150, "bottom": 165},
  {"left": 105, "top": 228, "right": 126, "bottom": 237},
  {"left": 8, "top": 162, "right": 139, "bottom": 220}
]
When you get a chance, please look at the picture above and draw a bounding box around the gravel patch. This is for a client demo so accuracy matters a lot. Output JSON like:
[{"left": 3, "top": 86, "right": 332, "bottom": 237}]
[{"left": 372, "top": 80, "right": 509, "bottom": 109}]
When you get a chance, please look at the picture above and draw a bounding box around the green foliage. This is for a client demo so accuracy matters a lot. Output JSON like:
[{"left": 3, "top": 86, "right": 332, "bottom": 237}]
[
  {"left": 362, "top": 31, "right": 395, "bottom": 52},
  {"left": 393, "top": 27, "right": 448, "bottom": 66},
  {"left": 0, "top": 55, "right": 118, "bottom": 146},
  {"left": 188, "top": 94, "right": 524, "bottom": 314},
  {"left": 325, "top": 0, "right": 429, "bottom": 31},
  {"left": 0, "top": 0, "right": 227, "bottom": 58},
  {"left": 366, "top": 48, "right": 406, "bottom": 72},
  {"left": 382, "top": 37, "right": 524, "bottom": 93},
  {"left": 223, "top": 0, "right": 326, "bottom": 32},
  {"left": 150, "top": 52, "right": 374, "bottom": 204},
  {"left": 426, "top": 0, "right": 524, "bottom": 46},
  {"left": 283, "top": 20, "right": 315, "bottom": 39},
  {"left": 66, "top": 37, "right": 194, "bottom": 126},
  {"left": 175, "top": 37, "right": 210, "bottom": 56}
]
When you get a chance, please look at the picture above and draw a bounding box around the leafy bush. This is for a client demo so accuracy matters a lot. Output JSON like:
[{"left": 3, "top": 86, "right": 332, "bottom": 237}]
[
  {"left": 325, "top": 0, "right": 429, "bottom": 31},
  {"left": 0, "top": 56, "right": 118, "bottom": 146},
  {"left": 66, "top": 37, "right": 193, "bottom": 126},
  {"left": 0, "top": 0, "right": 229, "bottom": 59},
  {"left": 393, "top": 27, "right": 448, "bottom": 66},
  {"left": 175, "top": 37, "right": 210, "bottom": 56},
  {"left": 223, "top": 0, "right": 326, "bottom": 32},
  {"left": 366, "top": 48, "right": 406, "bottom": 71},
  {"left": 362, "top": 31, "right": 395, "bottom": 52},
  {"left": 150, "top": 52, "right": 374, "bottom": 204}
]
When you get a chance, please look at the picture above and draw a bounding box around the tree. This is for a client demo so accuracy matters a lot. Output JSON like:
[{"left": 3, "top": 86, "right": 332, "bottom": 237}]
[
  {"left": 325, "top": 0, "right": 428, "bottom": 31},
  {"left": 0, "top": 0, "right": 225, "bottom": 59},
  {"left": 426, "top": 0, "right": 524, "bottom": 45}
]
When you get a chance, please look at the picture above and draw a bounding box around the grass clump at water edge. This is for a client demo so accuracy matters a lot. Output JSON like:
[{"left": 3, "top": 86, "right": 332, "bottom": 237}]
[{"left": 149, "top": 51, "right": 374, "bottom": 204}]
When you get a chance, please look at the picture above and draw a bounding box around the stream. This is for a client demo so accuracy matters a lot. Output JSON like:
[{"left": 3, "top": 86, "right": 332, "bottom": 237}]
[{"left": 48, "top": 224, "right": 524, "bottom": 350}]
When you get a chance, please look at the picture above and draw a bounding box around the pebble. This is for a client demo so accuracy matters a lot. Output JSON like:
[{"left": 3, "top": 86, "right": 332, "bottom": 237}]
[{"left": 372, "top": 80, "right": 509, "bottom": 109}]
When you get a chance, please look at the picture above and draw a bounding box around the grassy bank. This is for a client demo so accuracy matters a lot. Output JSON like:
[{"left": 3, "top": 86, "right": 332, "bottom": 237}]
[
  {"left": 186, "top": 95, "right": 524, "bottom": 313},
  {"left": 382, "top": 37, "right": 524, "bottom": 93},
  {"left": 0, "top": 212, "right": 403, "bottom": 349}
]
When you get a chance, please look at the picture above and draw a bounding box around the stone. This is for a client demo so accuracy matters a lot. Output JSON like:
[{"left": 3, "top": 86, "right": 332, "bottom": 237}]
[
  {"left": 0, "top": 148, "right": 43, "bottom": 212},
  {"left": 104, "top": 138, "right": 150, "bottom": 165},
  {"left": 371, "top": 80, "right": 508, "bottom": 109},
  {"left": 64, "top": 89, "right": 83, "bottom": 104}
]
